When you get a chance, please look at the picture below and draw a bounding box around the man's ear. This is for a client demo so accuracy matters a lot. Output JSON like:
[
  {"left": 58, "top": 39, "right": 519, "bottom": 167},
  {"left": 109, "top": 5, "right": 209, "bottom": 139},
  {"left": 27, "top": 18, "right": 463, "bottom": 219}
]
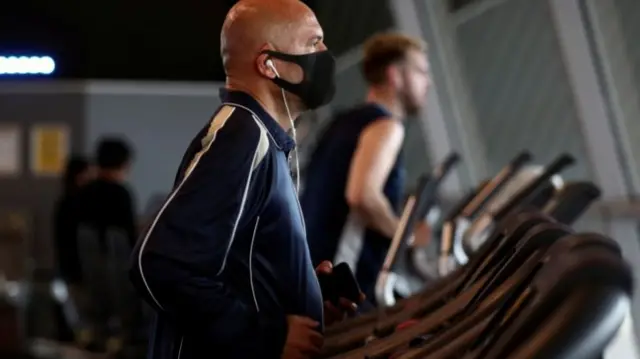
[{"left": 256, "top": 52, "right": 277, "bottom": 79}]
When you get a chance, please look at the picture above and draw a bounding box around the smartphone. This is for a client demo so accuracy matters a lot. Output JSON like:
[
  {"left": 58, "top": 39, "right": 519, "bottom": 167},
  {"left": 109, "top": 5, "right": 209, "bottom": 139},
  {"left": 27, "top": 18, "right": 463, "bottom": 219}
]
[{"left": 318, "top": 262, "right": 362, "bottom": 304}]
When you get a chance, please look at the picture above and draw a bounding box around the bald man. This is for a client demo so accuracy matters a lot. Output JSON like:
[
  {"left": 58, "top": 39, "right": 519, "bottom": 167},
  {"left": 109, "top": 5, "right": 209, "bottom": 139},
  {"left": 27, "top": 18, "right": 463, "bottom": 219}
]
[{"left": 129, "top": 1, "right": 353, "bottom": 358}]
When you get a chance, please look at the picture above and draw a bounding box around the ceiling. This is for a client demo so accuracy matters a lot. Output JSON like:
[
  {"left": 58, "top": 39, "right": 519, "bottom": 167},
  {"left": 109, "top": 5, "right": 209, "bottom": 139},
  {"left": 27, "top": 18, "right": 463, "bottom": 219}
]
[{"left": 0, "top": 0, "right": 392, "bottom": 81}]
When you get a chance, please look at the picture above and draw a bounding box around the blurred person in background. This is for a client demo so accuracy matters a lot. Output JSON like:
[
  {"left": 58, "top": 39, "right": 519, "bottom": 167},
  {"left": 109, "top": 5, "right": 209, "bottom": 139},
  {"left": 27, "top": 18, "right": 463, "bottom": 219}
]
[
  {"left": 52, "top": 155, "right": 94, "bottom": 345},
  {"left": 54, "top": 156, "right": 94, "bottom": 286},
  {"left": 301, "top": 32, "right": 432, "bottom": 305},
  {"left": 74, "top": 137, "right": 137, "bottom": 353},
  {"left": 77, "top": 138, "right": 137, "bottom": 249}
]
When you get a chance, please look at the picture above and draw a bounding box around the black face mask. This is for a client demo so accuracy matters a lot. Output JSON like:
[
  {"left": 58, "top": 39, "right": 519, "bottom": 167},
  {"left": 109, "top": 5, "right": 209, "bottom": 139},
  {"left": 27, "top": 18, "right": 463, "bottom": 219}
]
[{"left": 262, "top": 49, "right": 336, "bottom": 110}]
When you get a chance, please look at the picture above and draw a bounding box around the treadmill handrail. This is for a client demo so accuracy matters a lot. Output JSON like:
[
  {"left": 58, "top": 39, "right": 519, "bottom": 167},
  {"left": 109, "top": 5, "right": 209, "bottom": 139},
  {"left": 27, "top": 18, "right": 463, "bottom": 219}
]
[
  {"left": 445, "top": 189, "right": 479, "bottom": 222},
  {"left": 386, "top": 152, "right": 461, "bottom": 272},
  {"left": 442, "top": 151, "right": 532, "bottom": 223},
  {"left": 542, "top": 181, "right": 601, "bottom": 225},
  {"left": 416, "top": 152, "right": 461, "bottom": 219},
  {"left": 375, "top": 164, "right": 458, "bottom": 306},
  {"left": 381, "top": 175, "right": 432, "bottom": 272},
  {"left": 492, "top": 154, "right": 575, "bottom": 221},
  {"left": 461, "top": 151, "right": 532, "bottom": 218},
  {"left": 431, "top": 152, "right": 461, "bottom": 179}
]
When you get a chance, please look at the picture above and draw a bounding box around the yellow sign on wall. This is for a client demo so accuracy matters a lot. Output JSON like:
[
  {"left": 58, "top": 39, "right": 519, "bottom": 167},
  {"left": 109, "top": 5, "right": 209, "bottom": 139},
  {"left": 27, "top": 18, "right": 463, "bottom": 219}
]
[{"left": 30, "top": 125, "right": 69, "bottom": 176}]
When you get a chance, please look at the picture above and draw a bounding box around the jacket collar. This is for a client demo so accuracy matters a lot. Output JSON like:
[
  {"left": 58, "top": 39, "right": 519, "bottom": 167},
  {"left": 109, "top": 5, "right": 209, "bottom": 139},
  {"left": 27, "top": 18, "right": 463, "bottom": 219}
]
[{"left": 219, "top": 88, "right": 296, "bottom": 152}]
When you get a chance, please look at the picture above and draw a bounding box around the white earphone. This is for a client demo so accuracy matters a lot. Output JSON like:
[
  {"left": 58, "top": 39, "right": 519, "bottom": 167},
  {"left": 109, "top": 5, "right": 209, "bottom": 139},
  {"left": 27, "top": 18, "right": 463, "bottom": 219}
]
[
  {"left": 265, "top": 57, "right": 300, "bottom": 194},
  {"left": 266, "top": 59, "right": 279, "bottom": 77}
]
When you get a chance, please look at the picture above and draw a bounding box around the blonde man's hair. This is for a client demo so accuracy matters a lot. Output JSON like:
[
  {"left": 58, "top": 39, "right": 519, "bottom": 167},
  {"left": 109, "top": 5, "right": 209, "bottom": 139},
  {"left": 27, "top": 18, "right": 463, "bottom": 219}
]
[{"left": 362, "top": 32, "right": 427, "bottom": 85}]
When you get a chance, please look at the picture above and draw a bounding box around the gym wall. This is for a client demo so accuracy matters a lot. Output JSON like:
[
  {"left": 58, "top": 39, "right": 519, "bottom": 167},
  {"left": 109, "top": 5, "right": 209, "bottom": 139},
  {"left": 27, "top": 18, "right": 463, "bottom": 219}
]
[
  {"left": 454, "top": 0, "right": 593, "bottom": 181},
  {"left": 594, "top": 0, "right": 640, "bottom": 190},
  {"left": 0, "top": 81, "right": 222, "bottom": 270},
  {"left": 0, "top": 85, "right": 86, "bottom": 269},
  {"left": 313, "top": 0, "right": 394, "bottom": 58},
  {"left": 85, "top": 83, "right": 221, "bottom": 215},
  {"left": 442, "top": 0, "right": 640, "bottom": 234}
]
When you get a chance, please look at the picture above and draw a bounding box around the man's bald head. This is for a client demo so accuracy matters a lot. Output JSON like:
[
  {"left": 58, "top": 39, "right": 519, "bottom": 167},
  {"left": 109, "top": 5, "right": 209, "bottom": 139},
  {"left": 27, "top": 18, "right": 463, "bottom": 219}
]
[{"left": 221, "top": 0, "right": 324, "bottom": 75}]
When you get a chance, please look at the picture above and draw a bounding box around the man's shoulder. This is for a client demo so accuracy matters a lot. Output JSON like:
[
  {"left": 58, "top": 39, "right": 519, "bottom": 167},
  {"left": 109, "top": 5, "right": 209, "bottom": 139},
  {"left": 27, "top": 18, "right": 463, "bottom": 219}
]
[
  {"left": 203, "top": 105, "right": 270, "bottom": 150},
  {"left": 332, "top": 104, "right": 394, "bottom": 130},
  {"left": 341, "top": 103, "right": 388, "bottom": 118},
  {"left": 214, "top": 104, "right": 266, "bottom": 135},
  {"left": 185, "top": 105, "right": 271, "bottom": 172}
]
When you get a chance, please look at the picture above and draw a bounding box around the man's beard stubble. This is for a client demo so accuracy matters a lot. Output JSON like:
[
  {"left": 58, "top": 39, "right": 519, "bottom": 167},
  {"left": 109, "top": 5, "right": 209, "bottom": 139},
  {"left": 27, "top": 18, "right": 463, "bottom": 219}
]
[{"left": 401, "top": 90, "right": 420, "bottom": 117}]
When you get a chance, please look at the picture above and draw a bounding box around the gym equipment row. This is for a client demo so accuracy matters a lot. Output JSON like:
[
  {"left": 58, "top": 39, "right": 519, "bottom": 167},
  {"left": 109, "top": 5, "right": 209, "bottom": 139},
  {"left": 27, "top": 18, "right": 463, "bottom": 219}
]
[
  {"left": 321, "top": 152, "right": 631, "bottom": 359},
  {"left": 0, "top": 224, "right": 146, "bottom": 358}
]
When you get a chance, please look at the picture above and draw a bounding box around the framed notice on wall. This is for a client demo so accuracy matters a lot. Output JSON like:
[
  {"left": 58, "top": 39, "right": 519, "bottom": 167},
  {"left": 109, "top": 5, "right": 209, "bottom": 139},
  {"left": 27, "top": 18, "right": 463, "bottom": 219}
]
[
  {"left": 30, "top": 124, "right": 70, "bottom": 177},
  {"left": 0, "top": 126, "right": 21, "bottom": 176}
]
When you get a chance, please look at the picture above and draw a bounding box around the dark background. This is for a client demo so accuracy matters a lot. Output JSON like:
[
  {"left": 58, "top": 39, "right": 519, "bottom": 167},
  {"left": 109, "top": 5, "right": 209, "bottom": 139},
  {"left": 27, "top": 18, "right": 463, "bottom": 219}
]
[{"left": 0, "top": 0, "right": 394, "bottom": 82}]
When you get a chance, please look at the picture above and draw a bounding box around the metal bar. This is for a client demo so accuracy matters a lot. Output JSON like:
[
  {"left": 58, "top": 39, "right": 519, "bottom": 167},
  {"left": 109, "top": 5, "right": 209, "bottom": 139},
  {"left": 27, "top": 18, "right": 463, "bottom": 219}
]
[{"left": 549, "top": 0, "right": 640, "bottom": 348}]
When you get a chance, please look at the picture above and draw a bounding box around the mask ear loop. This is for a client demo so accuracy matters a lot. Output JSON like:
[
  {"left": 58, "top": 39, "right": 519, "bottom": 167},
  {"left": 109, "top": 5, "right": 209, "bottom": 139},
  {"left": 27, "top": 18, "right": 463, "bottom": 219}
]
[{"left": 267, "top": 59, "right": 301, "bottom": 194}]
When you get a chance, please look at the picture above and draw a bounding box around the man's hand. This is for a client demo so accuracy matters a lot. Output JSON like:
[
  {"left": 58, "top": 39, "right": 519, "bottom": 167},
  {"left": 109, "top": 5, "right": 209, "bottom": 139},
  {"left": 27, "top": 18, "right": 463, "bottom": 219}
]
[
  {"left": 409, "top": 221, "right": 431, "bottom": 248},
  {"left": 316, "top": 261, "right": 366, "bottom": 326},
  {"left": 282, "top": 316, "right": 323, "bottom": 359}
]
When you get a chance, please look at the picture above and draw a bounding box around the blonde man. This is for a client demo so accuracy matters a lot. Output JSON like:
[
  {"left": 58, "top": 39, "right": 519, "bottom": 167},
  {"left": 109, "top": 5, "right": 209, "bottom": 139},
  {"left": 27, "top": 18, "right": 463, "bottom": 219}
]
[{"left": 302, "top": 32, "right": 432, "bottom": 305}]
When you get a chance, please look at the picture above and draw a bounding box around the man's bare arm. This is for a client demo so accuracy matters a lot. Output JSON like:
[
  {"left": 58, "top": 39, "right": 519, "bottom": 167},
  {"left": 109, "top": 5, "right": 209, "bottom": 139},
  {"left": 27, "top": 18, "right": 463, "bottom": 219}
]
[{"left": 345, "top": 119, "right": 404, "bottom": 239}]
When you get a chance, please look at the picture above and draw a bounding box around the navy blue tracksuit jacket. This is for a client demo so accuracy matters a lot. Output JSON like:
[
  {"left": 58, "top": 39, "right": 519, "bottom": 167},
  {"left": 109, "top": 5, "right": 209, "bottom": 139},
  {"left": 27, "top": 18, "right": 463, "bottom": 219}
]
[{"left": 129, "top": 89, "right": 323, "bottom": 359}]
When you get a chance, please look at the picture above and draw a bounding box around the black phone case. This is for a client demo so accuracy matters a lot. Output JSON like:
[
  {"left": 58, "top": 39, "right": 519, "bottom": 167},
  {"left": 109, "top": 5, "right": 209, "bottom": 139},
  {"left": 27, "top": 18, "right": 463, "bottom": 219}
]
[
  {"left": 318, "top": 262, "right": 361, "bottom": 304},
  {"left": 333, "top": 263, "right": 361, "bottom": 302}
]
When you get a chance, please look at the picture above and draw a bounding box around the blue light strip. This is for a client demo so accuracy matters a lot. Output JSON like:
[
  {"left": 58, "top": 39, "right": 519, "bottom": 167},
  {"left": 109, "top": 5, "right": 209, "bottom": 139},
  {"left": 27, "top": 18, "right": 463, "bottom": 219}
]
[{"left": 0, "top": 56, "right": 56, "bottom": 75}]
